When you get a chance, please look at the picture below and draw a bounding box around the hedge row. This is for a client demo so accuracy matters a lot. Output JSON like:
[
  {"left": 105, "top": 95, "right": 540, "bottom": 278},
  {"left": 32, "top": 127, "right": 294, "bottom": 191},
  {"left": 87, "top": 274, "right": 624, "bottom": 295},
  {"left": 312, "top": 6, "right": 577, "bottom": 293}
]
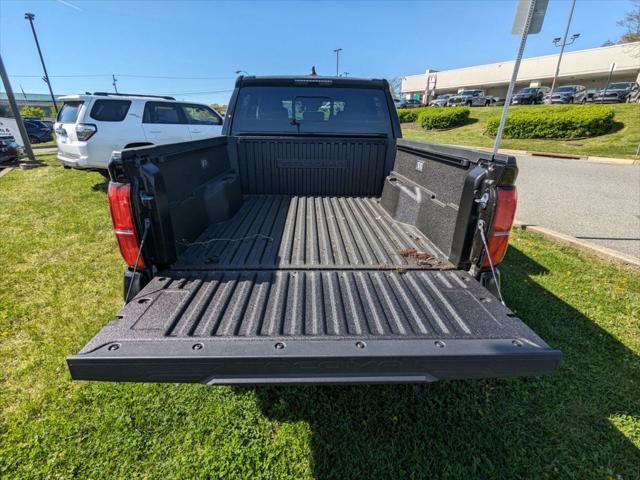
[
  {"left": 418, "top": 106, "right": 470, "bottom": 130},
  {"left": 397, "top": 107, "right": 428, "bottom": 123},
  {"left": 485, "top": 105, "right": 615, "bottom": 139}
]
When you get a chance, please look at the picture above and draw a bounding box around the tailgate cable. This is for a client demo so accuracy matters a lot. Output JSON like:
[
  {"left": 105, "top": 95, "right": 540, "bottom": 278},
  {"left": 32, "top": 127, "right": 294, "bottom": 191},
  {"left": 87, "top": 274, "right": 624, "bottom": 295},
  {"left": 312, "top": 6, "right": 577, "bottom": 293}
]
[
  {"left": 477, "top": 219, "right": 506, "bottom": 306},
  {"left": 124, "top": 218, "right": 151, "bottom": 305}
]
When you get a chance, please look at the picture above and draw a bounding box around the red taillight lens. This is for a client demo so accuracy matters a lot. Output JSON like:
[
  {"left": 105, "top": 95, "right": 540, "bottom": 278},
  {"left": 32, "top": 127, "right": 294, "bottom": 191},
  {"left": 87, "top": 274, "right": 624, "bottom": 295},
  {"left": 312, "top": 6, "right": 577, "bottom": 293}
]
[
  {"left": 483, "top": 187, "right": 517, "bottom": 268},
  {"left": 108, "top": 182, "right": 145, "bottom": 268},
  {"left": 76, "top": 123, "right": 97, "bottom": 141}
]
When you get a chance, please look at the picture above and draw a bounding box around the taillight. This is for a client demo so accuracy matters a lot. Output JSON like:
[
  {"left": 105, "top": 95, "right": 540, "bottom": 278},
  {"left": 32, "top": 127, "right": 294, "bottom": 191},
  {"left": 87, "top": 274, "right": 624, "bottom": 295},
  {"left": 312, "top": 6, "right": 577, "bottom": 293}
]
[
  {"left": 482, "top": 187, "right": 517, "bottom": 268},
  {"left": 76, "top": 123, "right": 97, "bottom": 141},
  {"left": 108, "top": 182, "right": 145, "bottom": 268}
]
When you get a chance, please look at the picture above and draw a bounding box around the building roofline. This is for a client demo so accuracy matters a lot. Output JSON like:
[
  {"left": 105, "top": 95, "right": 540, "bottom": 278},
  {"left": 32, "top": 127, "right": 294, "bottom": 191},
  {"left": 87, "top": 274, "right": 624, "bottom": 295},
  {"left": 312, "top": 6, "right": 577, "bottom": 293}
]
[{"left": 402, "top": 41, "right": 640, "bottom": 80}]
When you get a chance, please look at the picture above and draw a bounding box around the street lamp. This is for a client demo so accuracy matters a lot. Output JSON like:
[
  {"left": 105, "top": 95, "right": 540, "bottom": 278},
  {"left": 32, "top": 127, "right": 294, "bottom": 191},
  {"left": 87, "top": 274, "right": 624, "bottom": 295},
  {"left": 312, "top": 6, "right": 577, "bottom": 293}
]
[
  {"left": 549, "top": 0, "right": 580, "bottom": 95},
  {"left": 24, "top": 12, "right": 58, "bottom": 112},
  {"left": 333, "top": 48, "right": 342, "bottom": 77},
  {"left": 235, "top": 70, "right": 250, "bottom": 76}
]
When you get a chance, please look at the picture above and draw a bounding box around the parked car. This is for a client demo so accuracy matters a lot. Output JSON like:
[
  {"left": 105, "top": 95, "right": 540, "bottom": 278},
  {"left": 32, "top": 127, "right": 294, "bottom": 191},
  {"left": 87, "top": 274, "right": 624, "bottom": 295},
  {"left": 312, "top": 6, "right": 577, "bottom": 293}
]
[
  {"left": 585, "top": 89, "right": 598, "bottom": 103},
  {"left": 546, "top": 85, "right": 587, "bottom": 104},
  {"left": 429, "top": 94, "right": 453, "bottom": 107},
  {"left": 403, "top": 99, "right": 423, "bottom": 108},
  {"left": 67, "top": 75, "right": 561, "bottom": 385},
  {"left": 447, "top": 89, "right": 491, "bottom": 107},
  {"left": 54, "top": 92, "right": 224, "bottom": 173},
  {"left": 0, "top": 134, "right": 20, "bottom": 164},
  {"left": 24, "top": 117, "right": 54, "bottom": 130},
  {"left": 593, "top": 82, "right": 640, "bottom": 103},
  {"left": 394, "top": 98, "right": 408, "bottom": 109},
  {"left": 511, "top": 87, "right": 549, "bottom": 105},
  {"left": 25, "top": 120, "right": 54, "bottom": 143}
]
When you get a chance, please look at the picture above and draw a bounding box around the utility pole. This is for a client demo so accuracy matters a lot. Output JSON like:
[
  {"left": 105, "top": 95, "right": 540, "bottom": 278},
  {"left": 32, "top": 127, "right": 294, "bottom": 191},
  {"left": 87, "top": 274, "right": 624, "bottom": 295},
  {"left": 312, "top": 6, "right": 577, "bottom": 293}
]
[
  {"left": 24, "top": 12, "right": 58, "bottom": 112},
  {"left": 112, "top": 74, "right": 119, "bottom": 93},
  {"left": 549, "top": 0, "right": 577, "bottom": 94},
  {"left": 333, "top": 48, "right": 342, "bottom": 77},
  {"left": 343, "top": 72, "right": 350, "bottom": 77},
  {"left": 0, "top": 53, "right": 36, "bottom": 161},
  {"left": 20, "top": 85, "right": 28, "bottom": 105},
  {"left": 493, "top": 0, "right": 548, "bottom": 156}
]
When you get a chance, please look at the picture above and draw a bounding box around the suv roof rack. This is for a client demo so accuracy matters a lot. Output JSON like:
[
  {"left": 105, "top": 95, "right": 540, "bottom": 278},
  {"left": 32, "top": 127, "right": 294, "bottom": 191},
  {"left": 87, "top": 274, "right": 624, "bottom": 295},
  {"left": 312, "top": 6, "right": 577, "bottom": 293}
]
[{"left": 92, "top": 92, "right": 176, "bottom": 101}]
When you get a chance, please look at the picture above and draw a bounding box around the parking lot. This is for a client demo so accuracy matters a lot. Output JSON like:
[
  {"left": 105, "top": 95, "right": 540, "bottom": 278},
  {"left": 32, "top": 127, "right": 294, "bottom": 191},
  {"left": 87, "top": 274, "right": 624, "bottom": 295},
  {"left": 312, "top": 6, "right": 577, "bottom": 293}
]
[{"left": 516, "top": 153, "right": 640, "bottom": 259}]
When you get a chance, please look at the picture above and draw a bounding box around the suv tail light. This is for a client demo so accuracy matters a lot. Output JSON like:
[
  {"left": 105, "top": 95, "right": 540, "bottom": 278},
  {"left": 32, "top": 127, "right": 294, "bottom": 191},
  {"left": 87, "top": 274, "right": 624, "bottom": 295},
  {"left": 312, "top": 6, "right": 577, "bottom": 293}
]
[
  {"left": 108, "top": 182, "right": 145, "bottom": 268},
  {"left": 482, "top": 187, "right": 517, "bottom": 268},
  {"left": 76, "top": 123, "right": 97, "bottom": 141}
]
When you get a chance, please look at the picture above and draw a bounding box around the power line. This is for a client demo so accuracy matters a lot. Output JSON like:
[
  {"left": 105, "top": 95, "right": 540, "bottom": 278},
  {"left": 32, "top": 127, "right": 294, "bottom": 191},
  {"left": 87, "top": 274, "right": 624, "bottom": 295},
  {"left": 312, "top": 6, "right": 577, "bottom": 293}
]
[
  {"left": 11, "top": 74, "right": 111, "bottom": 78},
  {"left": 166, "top": 88, "right": 234, "bottom": 96},
  {"left": 118, "top": 74, "right": 235, "bottom": 80},
  {"left": 11, "top": 73, "right": 235, "bottom": 80}
]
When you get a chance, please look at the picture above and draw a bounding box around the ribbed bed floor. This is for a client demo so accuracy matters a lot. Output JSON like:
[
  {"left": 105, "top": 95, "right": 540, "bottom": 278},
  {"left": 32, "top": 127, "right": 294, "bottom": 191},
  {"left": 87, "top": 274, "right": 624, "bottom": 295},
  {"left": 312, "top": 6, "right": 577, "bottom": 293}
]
[{"left": 176, "top": 195, "right": 449, "bottom": 270}]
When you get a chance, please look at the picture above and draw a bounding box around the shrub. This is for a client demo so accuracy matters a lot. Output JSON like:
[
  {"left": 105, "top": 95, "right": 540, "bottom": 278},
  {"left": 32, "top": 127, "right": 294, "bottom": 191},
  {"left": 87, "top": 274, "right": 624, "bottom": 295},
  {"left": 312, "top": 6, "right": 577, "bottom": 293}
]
[
  {"left": 418, "top": 106, "right": 470, "bottom": 130},
  {"left": 485, "top": 105, "right": 615, "bottom": 139},
  {"left": 397, "top": 107, "right": 427, "bottom": 123},
  {"left": 20, "top": 105, "right": 45, "bottom": 118}
]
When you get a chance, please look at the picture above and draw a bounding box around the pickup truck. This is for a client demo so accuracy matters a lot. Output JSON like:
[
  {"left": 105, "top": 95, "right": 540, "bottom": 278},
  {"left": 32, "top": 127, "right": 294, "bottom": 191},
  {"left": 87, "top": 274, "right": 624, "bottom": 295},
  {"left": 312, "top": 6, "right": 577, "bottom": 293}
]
[
  {"left": 67, "top": 75, "right": 561, "bottom": 385},
  {"left": 447, "top": 89, "right": 491, "bottom": 107}
]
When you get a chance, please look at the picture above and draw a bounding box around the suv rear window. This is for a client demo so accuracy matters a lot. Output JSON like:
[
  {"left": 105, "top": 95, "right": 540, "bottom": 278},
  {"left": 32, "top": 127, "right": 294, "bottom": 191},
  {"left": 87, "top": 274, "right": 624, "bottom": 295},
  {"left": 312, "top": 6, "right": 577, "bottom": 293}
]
[
  {"left": 90, "top": 100, "right": 131, "bottom": 122},
  {"left": 231, "top": 86, "right": 392, "bottom": 135},
  {"left": 57, "top": 101, "right": 83, "bottom": 123}
]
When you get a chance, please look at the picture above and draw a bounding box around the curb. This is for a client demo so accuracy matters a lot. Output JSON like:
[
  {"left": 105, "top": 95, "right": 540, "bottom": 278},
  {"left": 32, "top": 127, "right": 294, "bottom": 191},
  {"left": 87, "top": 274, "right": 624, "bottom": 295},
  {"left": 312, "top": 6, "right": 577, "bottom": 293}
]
[
  {"left": 0, "top": 166, "right": 15, "bottom": 178},
  {"left": 513, "top": 221, "right": 640, "bottom": 270},
  {"left": 472, "top": 146, "right": 639, "bottom": 165}
]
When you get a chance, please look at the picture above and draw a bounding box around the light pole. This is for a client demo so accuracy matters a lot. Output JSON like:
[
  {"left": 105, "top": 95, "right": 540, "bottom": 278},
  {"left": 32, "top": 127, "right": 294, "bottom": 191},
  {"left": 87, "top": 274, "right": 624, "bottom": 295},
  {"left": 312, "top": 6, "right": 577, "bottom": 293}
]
[
  {"left": 343, "top": 72, "right": 350, "bottom": 77},
  {"left": 112, "top": 74, "right": 119, "bottom": 93},
  {"left": 24, "top": 13, "right": 58, "bottom": 113},
  {"left": 549, "top": 0, "right": 579, "bottom": 95},
  {"left": 235, "top": 70, "right": 250, "bottom": 76},
  {"left": 333, "top": 48, "right": 342, "bottom": 77}
]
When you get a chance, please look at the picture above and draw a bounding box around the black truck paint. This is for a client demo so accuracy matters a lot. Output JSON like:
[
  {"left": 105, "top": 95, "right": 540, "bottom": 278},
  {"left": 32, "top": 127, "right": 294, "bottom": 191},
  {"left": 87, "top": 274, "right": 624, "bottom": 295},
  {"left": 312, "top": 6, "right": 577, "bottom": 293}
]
[{"left": 67, "top": 76, "right": 561, "bottom": 384}]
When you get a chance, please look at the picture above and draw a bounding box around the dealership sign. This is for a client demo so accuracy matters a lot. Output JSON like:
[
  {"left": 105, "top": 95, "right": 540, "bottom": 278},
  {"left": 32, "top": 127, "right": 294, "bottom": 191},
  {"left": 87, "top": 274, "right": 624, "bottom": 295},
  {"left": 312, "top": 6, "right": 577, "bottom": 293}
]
[{"left": 0, "top": 117, "right": 25, "bottom": 146}]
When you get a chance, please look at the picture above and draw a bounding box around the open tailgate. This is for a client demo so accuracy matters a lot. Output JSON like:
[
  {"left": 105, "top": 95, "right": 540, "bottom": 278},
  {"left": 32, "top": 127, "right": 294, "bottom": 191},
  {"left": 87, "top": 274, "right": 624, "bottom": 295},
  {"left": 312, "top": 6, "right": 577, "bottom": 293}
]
[{"left": 68, "top": 269, "right": 560, "bottom": 384}]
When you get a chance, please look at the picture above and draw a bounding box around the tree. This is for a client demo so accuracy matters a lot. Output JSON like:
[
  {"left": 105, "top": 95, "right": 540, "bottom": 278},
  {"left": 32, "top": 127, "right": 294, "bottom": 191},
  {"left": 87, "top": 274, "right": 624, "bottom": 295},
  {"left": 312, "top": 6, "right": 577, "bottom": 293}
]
[
  {"left": 212, "top": 103, "right": 227, "bottom": 115},
  {"left": 20, "top": 105, "right": 45, "bottom": 118},
  {"left": 387, "top": 77, "right": 402, "bottom": 99},
  {"left": 616, "top": 0, "right": 640, "bottom": 43}
]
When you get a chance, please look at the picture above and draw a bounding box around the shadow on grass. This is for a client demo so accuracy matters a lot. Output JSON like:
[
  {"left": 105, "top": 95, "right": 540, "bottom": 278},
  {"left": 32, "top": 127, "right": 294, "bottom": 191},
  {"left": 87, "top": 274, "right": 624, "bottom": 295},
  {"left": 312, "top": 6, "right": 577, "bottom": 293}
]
[
  {"left": 91, "top": 179, "right": 108, "bottom": 193},
  {"left": 249, "top": 246, "right": 639, "bottom": 479}
]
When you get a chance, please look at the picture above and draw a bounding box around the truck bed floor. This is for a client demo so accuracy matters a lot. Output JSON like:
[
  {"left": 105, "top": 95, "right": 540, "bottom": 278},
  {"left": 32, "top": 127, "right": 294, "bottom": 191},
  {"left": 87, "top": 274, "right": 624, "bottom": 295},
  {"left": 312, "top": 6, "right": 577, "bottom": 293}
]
[
  {"left": 175, "top": 195, "right": 449, "bottom": 270},
  {"left": 69, "top": 200, "right": 561, "bottom": 384}
]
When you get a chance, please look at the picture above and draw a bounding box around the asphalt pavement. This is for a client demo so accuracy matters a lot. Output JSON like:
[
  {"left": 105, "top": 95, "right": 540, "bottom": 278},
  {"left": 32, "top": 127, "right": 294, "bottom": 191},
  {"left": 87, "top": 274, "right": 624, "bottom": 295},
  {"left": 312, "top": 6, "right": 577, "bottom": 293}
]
[{"left": 514, "top": 154, "right": 640, "bottom": 259}]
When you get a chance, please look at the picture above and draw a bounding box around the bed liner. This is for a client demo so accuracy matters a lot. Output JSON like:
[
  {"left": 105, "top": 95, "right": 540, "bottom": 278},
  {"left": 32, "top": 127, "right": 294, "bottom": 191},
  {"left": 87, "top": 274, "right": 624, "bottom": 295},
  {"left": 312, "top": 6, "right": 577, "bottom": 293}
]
[
  {"left": 175, "top": 195, "right": 451, "bottom": 270},
  {"left": 68, "top": 196, "right": 560, "bottom": 384}
]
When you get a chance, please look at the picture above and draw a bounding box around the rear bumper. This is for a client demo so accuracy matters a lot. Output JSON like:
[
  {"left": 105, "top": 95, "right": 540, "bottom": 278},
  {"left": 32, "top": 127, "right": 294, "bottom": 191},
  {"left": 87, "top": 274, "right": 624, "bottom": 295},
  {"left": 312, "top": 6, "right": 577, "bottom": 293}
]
[
  {"left": 67, "top": 337, "right": 562, "bottom": 385},
  {"left": 57, "top": 150, "right": 108, "bottom": 171}
]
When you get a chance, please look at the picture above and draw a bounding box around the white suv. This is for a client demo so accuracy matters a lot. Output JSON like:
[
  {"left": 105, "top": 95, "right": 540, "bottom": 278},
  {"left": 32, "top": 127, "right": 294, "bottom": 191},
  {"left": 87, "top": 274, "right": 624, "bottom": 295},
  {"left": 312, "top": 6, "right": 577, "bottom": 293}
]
[{"left": 55, "top": 93, "right": 224, "bottom": 172}]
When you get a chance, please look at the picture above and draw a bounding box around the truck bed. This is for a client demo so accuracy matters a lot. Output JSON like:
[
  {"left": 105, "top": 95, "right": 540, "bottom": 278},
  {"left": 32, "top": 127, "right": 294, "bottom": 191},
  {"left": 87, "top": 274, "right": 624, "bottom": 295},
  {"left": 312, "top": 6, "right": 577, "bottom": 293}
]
[
  {"left": 175, "top": 195, "right": 450, "bottom": 270},
  {"left": 68, "top": 196, "right": 560, "bottom": 384}
]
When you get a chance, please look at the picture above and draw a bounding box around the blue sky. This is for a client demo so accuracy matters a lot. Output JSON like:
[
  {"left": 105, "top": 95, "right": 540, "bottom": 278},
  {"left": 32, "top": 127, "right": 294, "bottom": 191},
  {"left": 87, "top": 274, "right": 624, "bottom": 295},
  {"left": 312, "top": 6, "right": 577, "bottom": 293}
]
[{"left": 0, "top": 0, "right": 635, "bottom": 104}]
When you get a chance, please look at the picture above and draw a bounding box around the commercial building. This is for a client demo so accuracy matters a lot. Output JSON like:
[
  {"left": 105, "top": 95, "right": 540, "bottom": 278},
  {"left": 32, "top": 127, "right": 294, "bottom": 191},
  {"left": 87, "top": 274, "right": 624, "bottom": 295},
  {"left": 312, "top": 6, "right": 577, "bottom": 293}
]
[
  {"left": 401, "top": 42, "right": 640, "bottom": 103},
  {"left": 0, "top": 92, "right": 63, "bottom": 118}
]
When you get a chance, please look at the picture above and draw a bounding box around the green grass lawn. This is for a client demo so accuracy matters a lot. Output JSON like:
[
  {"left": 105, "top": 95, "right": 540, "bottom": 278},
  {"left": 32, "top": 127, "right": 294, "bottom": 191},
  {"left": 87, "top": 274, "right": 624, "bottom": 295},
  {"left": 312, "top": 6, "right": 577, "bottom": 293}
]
[
  {"left": 1, "top": 154, "right": 639, "bottom": 479},
  {"left": 402, "top": 103, "right": 640, "bottom": 159}
]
